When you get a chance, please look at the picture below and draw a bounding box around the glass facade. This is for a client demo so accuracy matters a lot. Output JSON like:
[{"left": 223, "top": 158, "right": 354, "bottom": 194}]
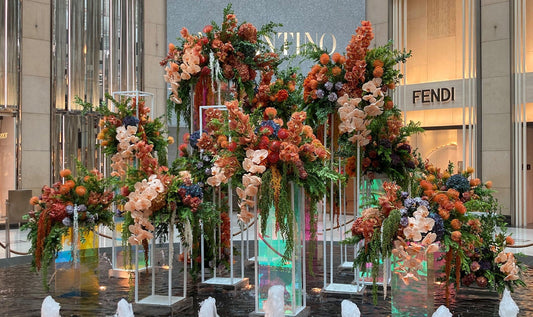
[
  {"left": 0, "top": 0, "right": 20, "bottom": 218},
  {"left": 51, "top": 0, "right": 143, "bottom": 180},
  {"left": 0, "top": 0, "right": 20, "bottom": 110}
]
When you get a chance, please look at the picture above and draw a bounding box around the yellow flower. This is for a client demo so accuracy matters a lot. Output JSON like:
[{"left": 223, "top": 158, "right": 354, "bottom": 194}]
[{"left": 167, "top": 136, "right": 174, "bottom": 145}]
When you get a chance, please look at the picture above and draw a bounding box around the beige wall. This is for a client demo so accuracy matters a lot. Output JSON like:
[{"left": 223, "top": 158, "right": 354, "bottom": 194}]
[
  {"left": 366, "top": 0, "right": 389, "bottom": 47},
  {"left": 481, "top": 0, "right": 512, "bottom": 216},
  {"left": 143, "top": 0, "right": 168, "bottom": 120},
  {"left": 20, "top": 0, "right": 51, "bottom": 196}
]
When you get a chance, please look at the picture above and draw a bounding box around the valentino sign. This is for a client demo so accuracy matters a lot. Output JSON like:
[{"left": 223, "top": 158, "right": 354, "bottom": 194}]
[{"left": 412, "top": 87, "right": 455, "bottom": 104}]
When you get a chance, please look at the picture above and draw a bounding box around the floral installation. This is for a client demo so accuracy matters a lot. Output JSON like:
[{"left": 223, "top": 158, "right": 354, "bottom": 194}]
[
  {"left": 347, "top": 161, "right": 525, "bottom": 304},
  {"left": 161, "top": 4, "right": 282, "bottom": 130},
  {"left": 391, "top": 205, "right": 439, "bottom": 285},
  {"left": 23, "top": 163, "right": 115, "bottom": 290},
  {"left": 343, "top": 21, "right": 374, "bottom": 98},
  {"left": 334, "top": 22, "right": 419, "bottom": 187},
  {"left": 252, "top": 68, "right": 302, "bottom": 121},
  {"left": 80, "top": 94, "right": 171, "bottom": 171},
  {"left": 302, "top": 49, "right": 347, "bottom": 126},
  {"left": 459, "top": 194, "right": 526, "bottom": 294},
  {"left": 192, "top": 100, "right": 337, "bottom": 259},
  {"left": 417, "top": 163, "right": 525, "bottom": 300}
]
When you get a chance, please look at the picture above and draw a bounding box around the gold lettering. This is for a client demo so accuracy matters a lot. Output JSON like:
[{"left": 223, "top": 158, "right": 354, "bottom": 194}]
[
  {"left": 262, "top": 32, "right": 338, "bottom": 55},
  {"left": 295, "top": 32, "right": 301, "bottom": 55},
  {"left": 263, "top": 35, "right": 275, "bottom": 53},
  {"left": 304, "top": 32, "right": 316, "bottom": 46},
  {"left": 330, "top": 34, "right": 337, "bottom": 54},
  {"left": 319, "top": 33, "right": 337, "bottom": 53},
  {"left": 277, "top": 32, "right": 294, "bottom": 55}
]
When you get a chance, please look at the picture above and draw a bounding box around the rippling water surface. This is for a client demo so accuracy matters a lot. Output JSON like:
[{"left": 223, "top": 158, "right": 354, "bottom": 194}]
[{"left": 0, "top": 248, "right": 531, "bottom": 316}]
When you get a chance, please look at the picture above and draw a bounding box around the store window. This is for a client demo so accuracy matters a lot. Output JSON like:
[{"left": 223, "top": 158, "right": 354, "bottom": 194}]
[
  {"left": 393, "top": 0, "right": 477, "bottom": 172},
  {"left": 0, "top": 0, "right": 20, "bottom": 218},
  {"left": 51, "top": 0, "right": 143, "bottom": 180},
  {"left": 0, "top": 0, "right": 20, "bottom": 110}
]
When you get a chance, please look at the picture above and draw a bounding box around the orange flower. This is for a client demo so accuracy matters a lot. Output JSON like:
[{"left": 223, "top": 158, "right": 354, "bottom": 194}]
[
  {"left": 470, "top": 178, "right": 481, "bottom": 187},
  {"left": 373, "top": 59, "right": 384, "bottom": 68},
  {"left": 310, "top": 64, "right": 321, "bottom": 75},
  {"left": 454, "top": 201, "right": 467, "bottom": 215},
  {"left": 309, "top": 79, "right": 318, "bottom": 89},
  {"left": 451, "top": 219, "right": 462, "bottom": 230},
  {"left": 384, "top": 100, "right": 394, "bottom": 110},
  {"left": 338, "top": 55, "right": 346, "bottom": 64},
  {"left": 217, "top": 135, "right": 228, "bottom": 145},
  {"left": 319, "top": 53, "right": 330, "bottom": 65},
  {"left": 264, "top": 107, "right": 277, "bottom": 119},
  {"left": 466, "top": 166, "right": 474, "bottom": 174},
  {"left": 30, "top": 196, "right": 40, "bottom": 205},
  {"left": 60, "top": 169, "right": 71, "bottom": 178},
  {"left": 438, "top": 208, "right": 450, "bottom": 220},
  {"left": 420, "top": 180, "right": 433, "bottom": 190},
  {"left": 59, "top": 184, "right": 70, "bottom": 195},
  {"left": 345, "top": 156, "right": 357, "bottom": 177},
  {"left": 485, "top": 181, "right": 493, "bottom": 189},
  {"left": 373, "top": 66, "right": 383, "bottom": 78},
  {"left": 65, "top": 179, "right": 76, "bottom": 189},
  {"left": 506, "top": 236, "right": 515, "bottom": 246},
  {"left": 451, "top": 231, "right": 462, "bottom": 242},
  {"left": 331, "top": 52, "right": 342, "bottom": 64},
  {"left": 446, "top": 188, "right": 460, "bottom": 199},
  {"left": 75, "top": 186, "right": 87, "bottom": 197},
  {"left": 433, "top": 193, "right": 449, "bottom": 206},
  {"left": 331, "top": 66, "right": 342, "bottom": 77}
]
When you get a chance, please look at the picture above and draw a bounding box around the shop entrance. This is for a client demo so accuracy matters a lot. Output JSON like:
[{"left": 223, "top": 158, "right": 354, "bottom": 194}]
[
  {"left": 527, "top": 126, "right": 533, "bottom": 226},
  {"left": 0, "top": 114, "right": 16, "bottom": 218}
]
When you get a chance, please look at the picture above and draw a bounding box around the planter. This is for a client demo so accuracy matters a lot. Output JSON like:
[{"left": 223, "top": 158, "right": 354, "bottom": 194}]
[
  {"left": 109, "top": 215, "right": 151, "bottom": 278},
  {"left": 391, "top": 251, "right": 436, "bottom": 316},
  {"left": 251, "top": 184, "right": 309, "bottom": 316},
  {"left": 54, "top": 225, "right": 99, "bottom": 297}
]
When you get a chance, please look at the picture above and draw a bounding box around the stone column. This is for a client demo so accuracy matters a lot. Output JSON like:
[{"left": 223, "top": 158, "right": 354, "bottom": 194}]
[
  {"left": 20, "top": 0, "right": 51, "bottom": 195},
  {"left": 143, "top": 1, "right": 167, "bottom": 120},
  {"left": 366, "top": 0, "right": 390, "bottom": 47},
  {"left": 480, "top": 0, "right": 512, "bottom": 217},
  {"left": 143, "top": 0, "right": 174, "bottom": 161}
]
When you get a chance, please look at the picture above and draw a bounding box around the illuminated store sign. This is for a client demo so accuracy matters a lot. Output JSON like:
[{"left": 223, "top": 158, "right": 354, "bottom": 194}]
[
  {"left": 403, "top": 80, "right": 462, "bottom": 111},
  {"left": 0, "top": 132, "right": 7, "bottom": 139},
  {"left": 412, "top": 87, "right": 455, "bottom": 104},
  {"left": 263, "top": 32, "right": 337, "bottom": 55}
]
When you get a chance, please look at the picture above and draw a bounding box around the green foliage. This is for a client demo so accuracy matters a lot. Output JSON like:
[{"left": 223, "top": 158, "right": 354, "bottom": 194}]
[
  {"left": 365, "top": 40, "right": 411, "bottom": 85},
  {"left": 381, "top": 209, "right": 401, "bottom": 258}
]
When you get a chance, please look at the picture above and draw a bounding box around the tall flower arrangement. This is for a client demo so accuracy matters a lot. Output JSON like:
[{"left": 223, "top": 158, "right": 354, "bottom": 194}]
[
  {"left": 347, "top": 162, "right": 525, "bottom": 303},
  {"left": 336, "top": 22, "right": 421, "bottom": 187},
  {"left": 302, "top": 50, "right": 347, "bottom": 126},
  {"left": 161, "top": 4, "right": 281, "bottom": 130},
  {"left": 23, "top": 164, "right": 115, "bottom": 290},
  {"left": 193, "top": 100, "right": 336, "bottom": 259},
  {"left": 418, "top": 163, "right": 525, "bottom": 299}
]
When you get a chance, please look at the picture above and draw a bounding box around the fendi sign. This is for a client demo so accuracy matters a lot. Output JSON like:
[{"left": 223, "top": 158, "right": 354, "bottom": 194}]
[{"left": 412, "top": 87, "right": 455, "bottom": 104}]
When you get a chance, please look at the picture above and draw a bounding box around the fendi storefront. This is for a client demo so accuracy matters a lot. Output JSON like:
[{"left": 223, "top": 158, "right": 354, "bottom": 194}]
[
  {"left": 381, "top": 0, "right": 533, "bottom": 226},
  {"left": 392, "top": 0, "right": 478, "bottom": 174}
]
